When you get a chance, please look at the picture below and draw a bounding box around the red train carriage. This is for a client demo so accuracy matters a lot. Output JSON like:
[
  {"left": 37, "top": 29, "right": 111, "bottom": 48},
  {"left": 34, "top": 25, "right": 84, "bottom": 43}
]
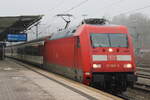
[{"left": 43, "top": 19, "right": 137, "bottom": 91}]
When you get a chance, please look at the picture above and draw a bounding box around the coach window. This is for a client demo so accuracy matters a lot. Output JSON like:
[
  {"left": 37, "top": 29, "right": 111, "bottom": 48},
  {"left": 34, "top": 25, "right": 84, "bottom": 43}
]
[{"left": 76, "top": 37, "right": 80, "bottom": 48}]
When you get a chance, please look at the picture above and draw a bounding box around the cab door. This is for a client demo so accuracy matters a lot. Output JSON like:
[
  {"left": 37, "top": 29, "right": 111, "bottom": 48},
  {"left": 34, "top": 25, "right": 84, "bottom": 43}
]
[{"left": 74, "top": 36, "right": 83, "bottom": 82}]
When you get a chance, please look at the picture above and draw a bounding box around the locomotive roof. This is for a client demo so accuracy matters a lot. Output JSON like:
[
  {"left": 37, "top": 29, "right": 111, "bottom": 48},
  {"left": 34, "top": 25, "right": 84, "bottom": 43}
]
[
  {"left": 50, "top": 24, "right": 127, "bottom": 40},
  {"left": 50, "top": 26, "right": 77, "bottom": 40}
]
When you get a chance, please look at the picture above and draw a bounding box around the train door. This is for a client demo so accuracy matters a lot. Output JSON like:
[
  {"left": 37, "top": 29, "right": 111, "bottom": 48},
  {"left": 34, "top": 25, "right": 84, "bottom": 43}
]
[
  {"left": 0, "top": 47, "right": 3, "bottom": 60},
  {"left": 74, "top": 36, "right": 83, "bottom": 82},
  {"left": 0, "top": 43, "right": 5, "bottom": 60}
]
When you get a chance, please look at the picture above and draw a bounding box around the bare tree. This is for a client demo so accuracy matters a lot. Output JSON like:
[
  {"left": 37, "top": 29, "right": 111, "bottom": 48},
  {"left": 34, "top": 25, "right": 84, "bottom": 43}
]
[{"left": 111, "top": 13, "right": 150, "bottom": 51}]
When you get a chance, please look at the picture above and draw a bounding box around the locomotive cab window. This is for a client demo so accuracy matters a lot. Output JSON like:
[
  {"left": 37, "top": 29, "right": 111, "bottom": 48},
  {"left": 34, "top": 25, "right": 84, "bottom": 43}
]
[{"left": 90, "top": 33, "right": 128, "bottom": 48}]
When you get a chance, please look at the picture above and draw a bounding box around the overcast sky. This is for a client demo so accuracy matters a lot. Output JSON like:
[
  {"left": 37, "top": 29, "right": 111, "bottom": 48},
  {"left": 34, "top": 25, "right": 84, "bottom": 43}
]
[
  {"left": 0, "top": 0, "right": 150, "bottom": 17},
  {"left": 1, "top": 0, "right": 150, "bottom": 18},
  {"left": 1, "top": 0, "right": 150, "bottom": 40}
]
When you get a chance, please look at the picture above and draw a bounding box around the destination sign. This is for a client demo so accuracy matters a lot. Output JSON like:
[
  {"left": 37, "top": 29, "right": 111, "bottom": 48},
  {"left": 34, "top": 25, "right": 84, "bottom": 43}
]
[{"left": 7, "top": 34, "right": 27, "bottom": 42}]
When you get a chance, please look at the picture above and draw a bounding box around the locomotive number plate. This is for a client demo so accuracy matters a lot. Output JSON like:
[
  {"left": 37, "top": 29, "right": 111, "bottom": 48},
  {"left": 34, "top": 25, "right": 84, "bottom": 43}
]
[{"left": 107, "top": 55, "right": 117, "bottom": 61}]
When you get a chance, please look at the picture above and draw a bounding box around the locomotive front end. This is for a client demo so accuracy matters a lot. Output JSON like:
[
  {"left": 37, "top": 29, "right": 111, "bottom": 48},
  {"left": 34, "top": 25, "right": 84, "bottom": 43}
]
[{"left": 88, "top": 26, "right": 137, "bottom": 91}]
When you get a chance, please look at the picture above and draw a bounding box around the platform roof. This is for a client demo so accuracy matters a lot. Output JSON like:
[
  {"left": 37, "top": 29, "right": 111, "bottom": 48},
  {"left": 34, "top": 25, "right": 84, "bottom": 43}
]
[{"left": 0, "top": 15, "right": 43, "bottom": 41}]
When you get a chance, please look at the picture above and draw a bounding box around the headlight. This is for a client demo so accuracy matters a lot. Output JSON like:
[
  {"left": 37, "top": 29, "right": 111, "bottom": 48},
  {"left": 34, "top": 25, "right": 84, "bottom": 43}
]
[
  {"left": 108, "top": 48, "right": 113, "bottom": 52},
  {"left": 85, "top": 72, "right": 91, "bottom": 75},
  {"left": 93, "top": 64, "right": 102, "bottom": 68},
  {"left": 124, "top": 64, "right": 132, "bottom": 68}
]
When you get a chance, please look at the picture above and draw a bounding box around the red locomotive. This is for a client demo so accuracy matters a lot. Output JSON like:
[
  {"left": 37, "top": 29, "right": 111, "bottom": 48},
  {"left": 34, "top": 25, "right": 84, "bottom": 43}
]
[
  {"left": 43, "top": 18, "right": 137, "bottom": 91},
  {"left": 6, "top": 18, "right": 137, "bottom": 92}
]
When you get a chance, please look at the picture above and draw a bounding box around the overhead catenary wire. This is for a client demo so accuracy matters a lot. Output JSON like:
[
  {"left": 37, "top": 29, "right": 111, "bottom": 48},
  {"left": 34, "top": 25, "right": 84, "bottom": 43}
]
[
  {"left": 64, "top": 0, "right": 89, "bottom": 13},
  {"left": 42, "top": 0, "right": 89, "bottom": 31},
  {"left": 42, "top": 0, "right": 125, "bottom": 34},
  {"left": 39, "top": 1, "right": 150, "bottom": 30},
  {"left": 113, "top": 4, "right": 150, "bottom": 17},
  {"left": 29, "top": 0, "right": 128, "bottom": 40},
  {"left": 36, "top": 0, "right": 150, "bottom": 38},
  {"left": 29, "top": 0, "right": 150, "bottom": 40},
  {"left": 46, "top": 0, "right": 89, "bottom": 24}
]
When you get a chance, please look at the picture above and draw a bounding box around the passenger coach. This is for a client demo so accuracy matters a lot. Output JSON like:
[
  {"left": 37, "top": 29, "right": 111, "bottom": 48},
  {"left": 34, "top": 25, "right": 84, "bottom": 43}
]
[{"left": 5, "top": 38, "right": 45, "bottom": 66}]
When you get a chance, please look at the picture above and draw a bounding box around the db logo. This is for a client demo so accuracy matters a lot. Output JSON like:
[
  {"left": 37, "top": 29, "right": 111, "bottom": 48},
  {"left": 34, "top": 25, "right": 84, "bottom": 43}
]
[{"left": 107, "top": 55, "right": 117, "bottom": 61}]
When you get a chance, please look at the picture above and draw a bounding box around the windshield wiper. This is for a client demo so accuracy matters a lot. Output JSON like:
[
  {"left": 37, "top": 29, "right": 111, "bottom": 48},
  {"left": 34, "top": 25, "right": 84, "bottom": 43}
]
[{"left": 107, "top": 34, "right": 112, "bottom": 47}]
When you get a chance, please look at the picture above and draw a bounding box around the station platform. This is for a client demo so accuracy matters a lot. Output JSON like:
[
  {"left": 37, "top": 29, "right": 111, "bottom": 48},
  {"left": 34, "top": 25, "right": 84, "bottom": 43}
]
[{"left": 0, "top": 59, "right": 123, "bottom": 100}]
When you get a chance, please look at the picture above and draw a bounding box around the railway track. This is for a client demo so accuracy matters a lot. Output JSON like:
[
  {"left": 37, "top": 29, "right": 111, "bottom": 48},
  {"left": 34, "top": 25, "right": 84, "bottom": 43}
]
[
  {"left": 137, "top": 73, "right": 150, "bottom": 79},
  {"left": 109, "top": 85, "right": 150, "bottom": 100},
  {"left": 137, "top": 66, "right": 150, "bottom": 79},
  {"left": 136, "top": 66, "right": 150, "bottom": 93},
  {"left": 112, "top": 65, "right": 150, "bottom": 100},
  {"left": 137, "top": 67, "right": 150, "bottom": 72},
  {"left": 115, "top": 83, "right": 150, "bottom": 100},
  {"left": 134, "top": 83, "right": 150, "bottom": 92},
  {"left": 121, "top": 87, "right": 150, "bottom": 100}
]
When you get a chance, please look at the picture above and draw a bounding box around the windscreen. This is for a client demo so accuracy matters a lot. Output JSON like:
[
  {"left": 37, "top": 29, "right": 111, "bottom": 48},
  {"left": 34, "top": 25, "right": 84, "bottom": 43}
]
[{"left": 90, "top": 33, "right": 128, "bottom": 47}]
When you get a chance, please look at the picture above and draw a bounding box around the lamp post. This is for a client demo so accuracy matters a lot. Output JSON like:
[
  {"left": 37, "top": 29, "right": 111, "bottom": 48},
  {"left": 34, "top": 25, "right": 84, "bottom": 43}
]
[
  {"left": 35, "top": 22, "right": 40, "bottom": 39},
  {"left": 131, "top": 19, "right": 142, "bottom": 56}
]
